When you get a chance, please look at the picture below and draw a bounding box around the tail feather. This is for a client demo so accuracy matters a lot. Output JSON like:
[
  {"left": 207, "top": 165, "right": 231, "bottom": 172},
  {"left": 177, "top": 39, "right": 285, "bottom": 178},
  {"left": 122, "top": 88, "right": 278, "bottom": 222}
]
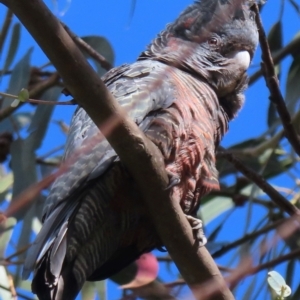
[{"left": 25, "top": 163, "right": 157, "bottom": 300}]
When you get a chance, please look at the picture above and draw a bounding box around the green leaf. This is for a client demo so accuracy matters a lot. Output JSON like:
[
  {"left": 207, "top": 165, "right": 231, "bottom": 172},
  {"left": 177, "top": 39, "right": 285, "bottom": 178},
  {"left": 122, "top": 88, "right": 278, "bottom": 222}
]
[
  {"left": 10, "top": 137, "right": 37, "bottom": 220},
  {"left": 14, "top": 204, "right": 38, "bottom": 284},
  {"left": 0, "top": 173, "right": 13, "bottom": 194},
  {"left": 268, "top": 21, "right": 283, "bottom": 56},
  {"left": 82, "top": 282, "right": 96, "bottom": 300},
  {"left": 5, "top": 47, "right": 32, "bottom": 102},
  {"left": 286, "top": 55, "right": 300, "bottom": 113},
  {"left": 200, "top": 196, "right": 234, "bottom": 224},
  {"left": 27, "top": 86, "right": 61, "bottom": 150},
  {"left": 0, "top": 48, "right": 33, "bottom": 132},
  {"left": 17, "top": 88, "right": 29, "bottom": 102},
  {"left": 81, "top": 36, "right": 114, "bottom": 76},
  {"left": 0, "top": 266, "right": 12, "bottom": 300},
  {"left": 0, "top": 217, "right": 16, "bottom": 257},
  {"left": 95, "top": 281, "right": 107, "bottom": 300},
  {"left": 267, "top": 102, "right": 278, "bottom": 131},
  {"left": 9, "top": 86, "right": 60, "bottom": 220},
  {"left": 0, "top": 112, "right": 33, "bottom": 135},
  {"left": 2, "top": 23, "right": 21, "bottom": 76}
]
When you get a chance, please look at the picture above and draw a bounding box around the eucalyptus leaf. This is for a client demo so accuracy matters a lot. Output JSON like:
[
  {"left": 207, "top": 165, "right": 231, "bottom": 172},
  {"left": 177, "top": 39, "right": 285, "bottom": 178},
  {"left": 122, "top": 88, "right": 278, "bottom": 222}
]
[
  {"left": 0, "top": 172, "right": 13, "bottom": 194},
  {"left": 27, "top": 86, "right": 61, "bottom": 150},
  {"left": 286, "top": 55, "right": 300, "bottom": 114},
  {"left": 14, "top": 204, "right": 38, "bottom": 285},
  {"left": 0, "top": 48, "right": 33, "bottom": 133},
  {"left": 81, "top": 36, "right": 114, "bottom": 76},
  {"left": 200, "top": 196, "right": 234, "bottom": 224},
  {"left": 2, "top": 47, "right": 33, "bottom": 109},
  {"left": 0, "top": 266, "right": 11, "bottom": 300},
  {"left": 0, "top": 217, "right": 16, "bottom": 258},
  {"left": 82, "top": 282, "right": 96, "bottom": 300},
  {"left": 2, "top": 23, "right": 21, "bottom": 77},
  {"left": 268, "top": 21, "right": 283, "bottom": 57},
  {"left": 95, "top": 281, "right": 106, "bottom": 300},
  {"left": 18, "top": 88, "right": 29, "bottom": 102}
]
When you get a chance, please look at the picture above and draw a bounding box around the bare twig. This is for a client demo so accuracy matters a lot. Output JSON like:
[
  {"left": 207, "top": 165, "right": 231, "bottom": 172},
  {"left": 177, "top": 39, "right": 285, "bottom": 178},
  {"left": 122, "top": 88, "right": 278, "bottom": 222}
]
[
  {"left": 0, "top": 72, "right": 60, "bottom": 121},
  {"left": 0, "top": 284, "right": 35, "bottom": 300},
  {"left": 249, "top": 33, "right": 300, "bottom": 85},
  {"left": 61, "top": 22, "right": 112, "bottom": 71},
  {"left": 7, "top": 275, "right": 17, "bottom": 300},
  {"left": 253, "top": 4, "right": 300, "bottom": 157},
  {"left": 226, "top": 247, "right": 300, "bottom": 288},
  {"left": 212, "top": 219, "right": 285, "bottom": 258},
  {"left": 219, "top": 147, "right": 300, "bottom": 216},
  {"left": 0, "top": 91, "right": 76, "bottom": 105},
  {"left": 164, "top": 279, "right": 186, "bottom": 289},
  {"left": 0, "top": 9, "right": 13, "bottom": 53},
  {"left": 3, "top": 244, "right": 31, "bottom": 261}
]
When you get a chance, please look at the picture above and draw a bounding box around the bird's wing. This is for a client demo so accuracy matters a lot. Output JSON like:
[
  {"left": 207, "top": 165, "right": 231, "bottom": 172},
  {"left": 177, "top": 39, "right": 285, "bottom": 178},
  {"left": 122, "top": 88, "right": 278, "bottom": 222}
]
[{"left": 23, "top": 60, "right": 176, "bottom": 279}]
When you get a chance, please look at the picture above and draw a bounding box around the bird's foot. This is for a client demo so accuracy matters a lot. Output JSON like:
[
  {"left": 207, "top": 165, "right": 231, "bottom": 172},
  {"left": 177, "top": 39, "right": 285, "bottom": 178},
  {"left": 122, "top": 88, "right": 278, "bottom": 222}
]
[
  {"left": 185, "top": 215, "right": 207, "bottom": 247},
  {"left": 165, "top": 171, "right": 180, "bottom": 190}
]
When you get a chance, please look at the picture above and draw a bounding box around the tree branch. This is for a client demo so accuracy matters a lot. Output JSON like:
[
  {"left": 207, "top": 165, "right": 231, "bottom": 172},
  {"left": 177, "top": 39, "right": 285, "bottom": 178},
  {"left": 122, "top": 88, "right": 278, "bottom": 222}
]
[
  {"left": 253, "top": 4, "right": 300, "bottom": 157},
  {"left": 249, "top": 32, "right": 300, "bottom": 85},
  {"left": 61, "top": 22, "right": 112, "bottom": 71},
  {"left": 0, "top": 72, "right": 60, "bottom": 121},
  {"left": 2, "top": 0, "right": 234, "bottom": 299},
  {"left": 212, "top": 219, "right": 285, "bottom": 258},
  {"left": 219, "top": 147, "right": 300, "bottom": 216}
]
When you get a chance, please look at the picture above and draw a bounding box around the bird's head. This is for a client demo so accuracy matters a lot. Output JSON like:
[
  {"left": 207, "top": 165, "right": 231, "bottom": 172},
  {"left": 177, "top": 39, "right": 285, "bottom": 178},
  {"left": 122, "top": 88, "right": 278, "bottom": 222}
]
[{"left": 139, "top": 0, "right": 259, "bottom": 110}]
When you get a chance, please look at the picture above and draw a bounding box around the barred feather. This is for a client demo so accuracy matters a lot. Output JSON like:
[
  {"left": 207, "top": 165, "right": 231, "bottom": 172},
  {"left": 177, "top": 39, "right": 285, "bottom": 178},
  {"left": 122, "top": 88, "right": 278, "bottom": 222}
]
[{"left": 23, "top": 1, "right": 258, "bottom": 299}]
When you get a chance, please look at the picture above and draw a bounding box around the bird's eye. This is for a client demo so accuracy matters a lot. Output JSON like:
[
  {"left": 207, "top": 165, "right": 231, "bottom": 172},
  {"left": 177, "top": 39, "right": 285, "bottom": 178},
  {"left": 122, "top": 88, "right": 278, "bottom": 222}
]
[{"left": 208, "top": 37, "right": 218, "bottom": 46}]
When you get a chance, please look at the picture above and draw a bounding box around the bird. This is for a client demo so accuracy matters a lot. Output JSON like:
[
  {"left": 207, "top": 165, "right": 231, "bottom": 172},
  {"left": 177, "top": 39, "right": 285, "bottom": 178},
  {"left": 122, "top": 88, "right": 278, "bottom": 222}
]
[{"left": 22, "top": 0, "right": 258, "bottom": 299}]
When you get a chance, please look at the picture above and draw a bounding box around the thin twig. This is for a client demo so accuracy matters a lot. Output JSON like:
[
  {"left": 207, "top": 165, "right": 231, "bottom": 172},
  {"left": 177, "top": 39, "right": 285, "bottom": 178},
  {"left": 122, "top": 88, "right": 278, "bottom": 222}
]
[
  {"left": 226, "top": 247, "right": 300, "bottom": 289},
  {"left": 7, "top": 275, "right": 17, "bottom": 300},
  {"left": 164, "top": 279, "right": 185, "bottom": 288},
  {"left": 61, "top": 22, "right": 112, "bottom": 71},
  {"left": 212, "top": 219, "right": 285, "bottom": 258},
  {"left": 0, "top": 72, "right": 60, "bottom": 121},
  {"left": 253, "top": 4, "right": 300, "bottom": 157},
  {"left": 219, "top": 147, "right": 300, "bottom": 216},
  {"left": 0, "top": 284, "right": 35, "bottom": 300},
  {"left": 3, "top": 244, "right": 31, "bottom": 261},
  {"left": 249, "top": 33, "right": 300, "bottom": 85},
  {"left": 0, "top": 9, "right": 13, "bottom": 53}
]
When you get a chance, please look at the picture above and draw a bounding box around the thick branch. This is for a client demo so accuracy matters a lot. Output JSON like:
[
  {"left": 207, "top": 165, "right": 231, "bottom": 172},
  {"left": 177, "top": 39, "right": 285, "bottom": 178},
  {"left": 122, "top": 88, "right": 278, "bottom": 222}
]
[
  {"left": 3, "top": 0, "right": 233, "bottom": 299},
  {"left": 253, "top": 4, "right": 300, "bottom": 157}
]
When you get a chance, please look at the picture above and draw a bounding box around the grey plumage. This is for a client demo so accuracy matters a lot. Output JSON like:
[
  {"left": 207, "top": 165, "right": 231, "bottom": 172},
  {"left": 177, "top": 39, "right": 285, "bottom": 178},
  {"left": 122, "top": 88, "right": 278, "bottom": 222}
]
[{"left": 23, "top": 1, "right": 258, "bottom": 299}]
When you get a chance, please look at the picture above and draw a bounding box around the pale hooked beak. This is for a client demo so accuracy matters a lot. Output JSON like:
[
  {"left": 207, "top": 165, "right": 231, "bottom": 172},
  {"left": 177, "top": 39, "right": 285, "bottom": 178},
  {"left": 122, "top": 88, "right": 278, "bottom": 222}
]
[{"left": 226, "top": 50, "right": 251, "bottom": 71}]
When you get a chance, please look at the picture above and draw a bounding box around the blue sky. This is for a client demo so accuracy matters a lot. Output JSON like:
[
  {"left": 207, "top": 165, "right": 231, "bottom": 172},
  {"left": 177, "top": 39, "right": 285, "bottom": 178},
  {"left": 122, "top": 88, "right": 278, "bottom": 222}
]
[{"left": 1, "top": 0, "right": 300, "bottom": 299}]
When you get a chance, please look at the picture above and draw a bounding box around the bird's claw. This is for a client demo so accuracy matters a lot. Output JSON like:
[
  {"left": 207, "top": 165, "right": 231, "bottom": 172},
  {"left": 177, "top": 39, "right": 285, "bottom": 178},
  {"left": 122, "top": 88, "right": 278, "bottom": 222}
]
[
  {"left": 185, "top": 215, "right": 207, "bottom": 247},
  {"left": 165, "top": 172, "right": 180, "bottom": 190}
]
